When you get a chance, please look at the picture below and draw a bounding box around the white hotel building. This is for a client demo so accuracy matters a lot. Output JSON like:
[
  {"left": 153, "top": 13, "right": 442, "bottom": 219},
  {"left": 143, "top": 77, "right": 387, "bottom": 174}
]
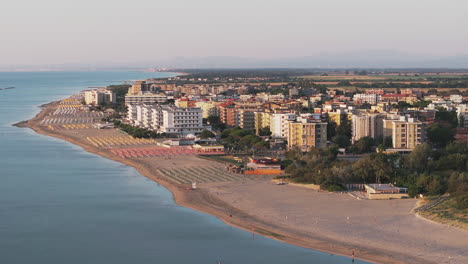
[
  {"left": 270, "top": 113, "right": 297, "bottom": 139},
  {"left": 127, "top": 104, "right": 207, "bottom": 136}
]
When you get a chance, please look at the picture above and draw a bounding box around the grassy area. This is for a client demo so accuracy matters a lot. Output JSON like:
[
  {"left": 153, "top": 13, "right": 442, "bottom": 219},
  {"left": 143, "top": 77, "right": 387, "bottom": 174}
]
[{"left": 420, "top": 197, "right": 468, "bottom": 231}]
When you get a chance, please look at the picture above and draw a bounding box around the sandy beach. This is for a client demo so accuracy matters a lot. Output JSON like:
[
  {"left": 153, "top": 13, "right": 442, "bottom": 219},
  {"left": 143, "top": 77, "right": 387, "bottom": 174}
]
[{"left": 16, "top": 100, "right": 468, "bottom": 264}]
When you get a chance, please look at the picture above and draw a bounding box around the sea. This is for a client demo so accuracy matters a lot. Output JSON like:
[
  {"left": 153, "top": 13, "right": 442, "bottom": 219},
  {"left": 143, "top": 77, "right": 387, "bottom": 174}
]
[{"left": 0, "top": 71, "right": 371, "bottom": 264}]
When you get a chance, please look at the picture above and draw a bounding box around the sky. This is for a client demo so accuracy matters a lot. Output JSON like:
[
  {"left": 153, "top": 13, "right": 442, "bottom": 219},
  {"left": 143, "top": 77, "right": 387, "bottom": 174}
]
[{"left": 1, "top": 0, "right": 468, "bottom": 67}]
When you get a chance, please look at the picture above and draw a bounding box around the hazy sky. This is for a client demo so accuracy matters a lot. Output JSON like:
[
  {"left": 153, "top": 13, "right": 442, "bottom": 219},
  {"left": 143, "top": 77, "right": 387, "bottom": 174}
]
[{"left": 1, "top": 0, "right": 467, "bottom": 66}]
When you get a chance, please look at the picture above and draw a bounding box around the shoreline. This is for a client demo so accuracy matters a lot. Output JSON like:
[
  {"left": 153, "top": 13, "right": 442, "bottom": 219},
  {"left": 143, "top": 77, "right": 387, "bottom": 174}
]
[{"left": 16, "top": 101, "right": 468, "bottom": 264}]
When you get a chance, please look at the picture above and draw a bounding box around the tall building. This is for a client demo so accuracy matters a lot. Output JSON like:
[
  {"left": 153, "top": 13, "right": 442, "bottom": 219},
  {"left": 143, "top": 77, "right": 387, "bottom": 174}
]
[
  {"left": 218, "top": 102, "right": 235, "bottom": 125},
  {"left": 135, "top": 104, "right": 152, "bottom": 127},
  {"left": 160, "top": 107, "right": 204, "bottom": 135},
  {"left": 236, "top": 109, "right": 256, "bottom": 130},
  {"left": 127, "top": 104, "right": 138, "bottom": 120},
  {"left": 288, "top": 120, "right": 327, "bottom": 151},
  {"left": 328, "top": 110, "right": 351, "bottom": 126},
  {"left": 84, "top": 89, "right": 115, "bottom": 105},
  {"left": 390, "top": 116, "right": 424, "bottom": 149},
  {"left": 127, "top": 104, "right": 207, "bottom": 136},
  {"left": 351, "top": 114, "right": 386, "bottom": 143},
  {"left": 270, "top": 113, "right": 296, "bottom": 139},
  {"left": 254, "top": 112, "right": 272, "bottom": 135}
]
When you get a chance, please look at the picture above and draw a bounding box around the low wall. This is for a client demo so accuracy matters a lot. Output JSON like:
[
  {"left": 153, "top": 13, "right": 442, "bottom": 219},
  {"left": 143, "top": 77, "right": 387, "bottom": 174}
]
[
  {"left": 368, "top": 193, "right": 410, "bottom": 200},
  {"left": 245, "top": 169, "right": 282, "bottom": 175}
]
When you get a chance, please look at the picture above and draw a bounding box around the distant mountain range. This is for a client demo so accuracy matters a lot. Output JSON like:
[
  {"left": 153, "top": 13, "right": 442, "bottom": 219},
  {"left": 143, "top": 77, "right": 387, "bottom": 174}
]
[{"left": 1, "top": 50, "right": 468, "bottom": 70}]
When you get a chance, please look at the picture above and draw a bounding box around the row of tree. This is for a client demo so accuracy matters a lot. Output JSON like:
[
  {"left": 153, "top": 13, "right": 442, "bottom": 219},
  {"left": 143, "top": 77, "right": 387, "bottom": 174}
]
[
  {"left": 113, "top": 121, "right": 166, "bottom": 139},
  {"left": 220, "top": 127, "right": 269, "bottom": 151},
  {"left": 284, "top": 143, "right": 467, "bottom": 209}
]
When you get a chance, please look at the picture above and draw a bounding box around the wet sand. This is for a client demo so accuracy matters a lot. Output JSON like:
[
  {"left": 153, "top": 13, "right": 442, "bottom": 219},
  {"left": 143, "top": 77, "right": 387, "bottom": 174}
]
[{"left": 17, "top": 101, "right": 468, "bottom": 264}]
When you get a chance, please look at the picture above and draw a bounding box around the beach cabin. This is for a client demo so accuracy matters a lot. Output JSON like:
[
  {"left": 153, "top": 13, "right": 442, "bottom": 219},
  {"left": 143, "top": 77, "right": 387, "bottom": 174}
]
[
  {"left": 192, "top": 144, "right": 225, "bottom": 154},
  {"left": 364, "top": 184, "right": 409, "bottom": 200}
]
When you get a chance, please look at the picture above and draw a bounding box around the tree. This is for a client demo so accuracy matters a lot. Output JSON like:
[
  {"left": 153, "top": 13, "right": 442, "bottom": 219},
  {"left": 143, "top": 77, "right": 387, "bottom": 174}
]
[
  {"left": 199, "top": 130, "right": 215, "bottom": 139},
  {"left": 336, "top": 119, "right": 351, "bottom": 138},
  {"left": 404, "top": 143, "right": 432, "bottom": 173},
  {"left": 412, "top": 100, "right": 431, "bottom": 108},
  {"left": 427, "top": 123, "right": 455, "bottom": 147},
  {"left": 205, "top": 115, "right": 225, "bottom": 131},
  {"left": 259, "top": 127, "right": 272, "bottom": 136},
  {"left": 351, "top": 136, "right": 374, "bottom": 154},
  {"left": 332, "top": 134, "right": 351, "bottom": 148},
  {"left": 337, "top": 80, "right": 352, "bottom": 86},
  {"left": 435, "top": 109, "right": 458, "bottom": 128},
  {"left": 394, "top": 101, "right": 412, "bottom": 110}
]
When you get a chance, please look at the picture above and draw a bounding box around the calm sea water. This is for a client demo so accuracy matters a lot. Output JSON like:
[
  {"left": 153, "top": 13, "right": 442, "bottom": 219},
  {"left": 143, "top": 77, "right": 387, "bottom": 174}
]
[{"left": 0, "top": 72, "right": 370, "bottom": 264}]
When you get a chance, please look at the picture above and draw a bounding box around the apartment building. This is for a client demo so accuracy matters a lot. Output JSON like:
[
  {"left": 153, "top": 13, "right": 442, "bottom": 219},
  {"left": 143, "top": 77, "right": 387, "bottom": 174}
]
[
  {"left": 391, "top": 116, "right": 424, "bottom": 149},
  {"left": 125, "top": 93, "right": 168, "bottom": 104},
  {"left": 127, "top": 104, "right": 206, "bottom": 136},
  {"left": 254, "top": 111, "right": 272, "bottom": 135},
  {"left": 128, "top": 81, "right": 150, "bottom": 95},
  {"left": 353, "top": 93, "right": 381, "bottom": 104},
  {"left": 135, "top": 104, "right": 152, "bottom": 127},
  {"left": 160, "top": 107, "right": 204, "bottom": 135},
  {"left": 195, "top": 101, "right": 219, "bottom": 118},
  {"left": 235, "top": 109, "right": 256, "bottom": 130},
  {"left": 218, "top": 102, "right": 235, "bottom": 125},
  {"left": 351, "top": 113, "right": 386, "bottom": 143},
  {"left": 328, "top": 110, "right": 351, "bottom": 126},
  {"left": 381, "top": 94, "right": 418, "bottom": 104},
  {"left": 84, "top": 89, "right": 115, "bottom": 105},
  {"left": 270, "top": 113, "right": 296, "bottom": 139},
  {"left": 288, "top": 120, "right": 327, "bottom": 151}
]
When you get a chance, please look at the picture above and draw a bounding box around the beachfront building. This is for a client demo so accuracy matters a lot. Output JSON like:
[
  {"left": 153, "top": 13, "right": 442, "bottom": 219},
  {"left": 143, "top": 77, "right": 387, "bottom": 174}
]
[
  {"left": 288, "top": 120, "right": 327, "bottom": 151},
  {"left": 135, "top": 104, "right": 153, "bottom": 127},
  {"left": 364, "top": 184, "right": 409, "bottom": 200},
  {"left": 192, "top": 144, "right": 225, "bottom": 154},
  {"left": 160, "top": 106, "right": 204, "bottom": 135},
  {"left": 127, "top": 104, "right": 207, "bottom": 136},
  {"left": 390, "top": 116, "right": 425, "bottom": 149},
  {"left": 351, "top": 113, "right": 386, "bottom": 143},
  {"left": 270, "top": 113, "right": 296, "bottom": 139},
  {"left": 84, "top": 89, "right": 115, "bottom": 105}
]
